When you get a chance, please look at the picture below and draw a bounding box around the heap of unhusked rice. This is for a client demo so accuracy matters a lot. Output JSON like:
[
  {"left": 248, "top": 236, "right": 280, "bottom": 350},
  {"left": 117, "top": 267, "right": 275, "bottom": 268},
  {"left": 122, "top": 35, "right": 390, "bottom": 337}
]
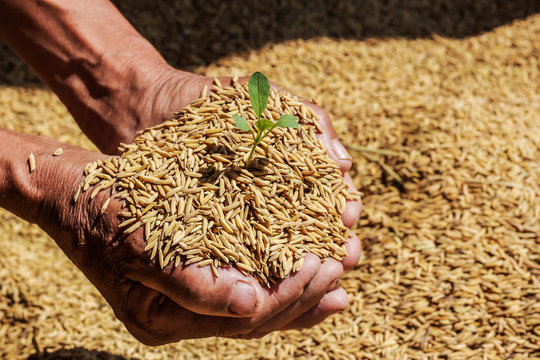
[{"left": 77, "top": 79, "right": 360, "bottom": 285}]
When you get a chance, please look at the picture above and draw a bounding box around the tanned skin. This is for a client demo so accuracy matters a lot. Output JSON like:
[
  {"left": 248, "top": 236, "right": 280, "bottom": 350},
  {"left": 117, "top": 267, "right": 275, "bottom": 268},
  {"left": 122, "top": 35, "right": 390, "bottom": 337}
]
[{"left": 0, "top": 0, "right": 362, "bottom": 344}]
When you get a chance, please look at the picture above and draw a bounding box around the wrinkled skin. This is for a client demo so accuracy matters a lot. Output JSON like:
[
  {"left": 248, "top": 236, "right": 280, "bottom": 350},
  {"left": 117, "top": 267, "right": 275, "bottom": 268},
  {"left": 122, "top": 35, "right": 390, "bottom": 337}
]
[
  {"left": 0, "top": 0, "right": 362, "bottom": 346},
  {"left": 35, "top": 70, "right": 362, "bottom": 345}
]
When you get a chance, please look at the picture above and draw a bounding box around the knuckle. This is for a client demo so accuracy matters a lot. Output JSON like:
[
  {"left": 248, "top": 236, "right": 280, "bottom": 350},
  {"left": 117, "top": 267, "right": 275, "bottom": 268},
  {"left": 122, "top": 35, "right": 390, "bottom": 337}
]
[
  {"left": 171, "top": 265, "right": 207, "bottom": 306},
  {"left": 324, "top": 259, "right": 344, "bottom": 279},
  {"left": 125, "top": 321, "right": 170, "bottom": 346},
  {"left": 291, "top": 282, "right": 306, "bottom": 299},
  {"left": 340, "top": 159, "right": 353, "bottom": 172},
  {"left": 136, "top": 336, "right": 167, "bottom": 347}
]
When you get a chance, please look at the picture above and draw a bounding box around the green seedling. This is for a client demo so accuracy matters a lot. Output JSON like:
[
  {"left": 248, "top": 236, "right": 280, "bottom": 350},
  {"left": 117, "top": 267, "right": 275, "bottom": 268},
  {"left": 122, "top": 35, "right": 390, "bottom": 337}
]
[{"left": 233, "top": 71, "right": 299, "bottom": 166}]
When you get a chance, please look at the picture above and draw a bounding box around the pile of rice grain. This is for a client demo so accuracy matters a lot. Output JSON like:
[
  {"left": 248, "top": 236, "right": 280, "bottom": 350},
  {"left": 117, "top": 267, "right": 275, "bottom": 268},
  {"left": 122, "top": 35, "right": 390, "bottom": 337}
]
[{"left": 78, "top": 79, "right": 360, "bottom": 286}]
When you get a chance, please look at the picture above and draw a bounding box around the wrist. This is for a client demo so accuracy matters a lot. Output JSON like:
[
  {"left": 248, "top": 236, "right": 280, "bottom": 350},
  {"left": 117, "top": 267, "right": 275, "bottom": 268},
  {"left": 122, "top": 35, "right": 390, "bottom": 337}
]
[
  {"left": 0, "top": 128, "right": 63, "bottom": 222},
  {"left": 53, "top": 32, "right": 172, "bottom": 153},
  {"left": 0, "top": 128, "right": 103, "bottom": 242},
  {"left": 0, "top": 0, "right": 175, "bottom": 153},
  {"left": 68, "top": 55, "right": 201, "bottom": 154},
  {"left": 70, "top": 42, "right": 172, "bottom": 153}
]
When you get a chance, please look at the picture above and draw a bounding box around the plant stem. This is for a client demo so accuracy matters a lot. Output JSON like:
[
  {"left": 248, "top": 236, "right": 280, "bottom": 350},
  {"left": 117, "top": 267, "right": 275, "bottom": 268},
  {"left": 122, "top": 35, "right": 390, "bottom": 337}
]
[{"left": 246, "top": 143, "right": 257, "bottom": 166}]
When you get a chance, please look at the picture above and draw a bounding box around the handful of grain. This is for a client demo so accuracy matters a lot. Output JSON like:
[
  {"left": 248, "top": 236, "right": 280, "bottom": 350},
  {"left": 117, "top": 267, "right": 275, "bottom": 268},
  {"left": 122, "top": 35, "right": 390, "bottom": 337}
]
[{"left": 77, "top": 78, "right": 360, "bottom": 286}]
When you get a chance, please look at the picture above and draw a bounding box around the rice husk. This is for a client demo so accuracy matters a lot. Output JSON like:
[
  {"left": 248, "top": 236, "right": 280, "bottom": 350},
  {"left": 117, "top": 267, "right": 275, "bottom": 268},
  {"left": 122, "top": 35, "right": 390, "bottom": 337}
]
[
  {"left": 0, "top": 3, "right": 538, "bottom": 359},
  {"left": 77, "top": 80, "right": 359, "bottom": 286}
]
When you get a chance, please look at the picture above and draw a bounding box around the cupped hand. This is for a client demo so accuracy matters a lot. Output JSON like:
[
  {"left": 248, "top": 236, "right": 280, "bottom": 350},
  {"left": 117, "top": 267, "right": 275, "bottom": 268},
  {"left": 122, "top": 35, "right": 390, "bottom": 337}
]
[
  {"left": 74, "top": 69, "right": 362, "bottom": 341},
  {"left": 133, "top": 70, "right": 363, "bottom": 269},
  {"left": 38, "top": 144, "right": 348, "bottom": 344}
]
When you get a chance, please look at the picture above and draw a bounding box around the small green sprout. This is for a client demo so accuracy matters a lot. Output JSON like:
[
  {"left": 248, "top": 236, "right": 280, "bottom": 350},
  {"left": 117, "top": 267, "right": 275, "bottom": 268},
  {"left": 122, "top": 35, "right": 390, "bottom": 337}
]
[{"left": 233, "top": 71, "right": 299, "bottom": 166}]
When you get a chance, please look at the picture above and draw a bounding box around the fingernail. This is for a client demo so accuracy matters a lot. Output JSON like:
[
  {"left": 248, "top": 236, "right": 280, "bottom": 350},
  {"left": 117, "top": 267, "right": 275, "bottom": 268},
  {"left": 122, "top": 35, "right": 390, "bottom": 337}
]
[
  {"left": 228, "top": 281, "right": 257, "bottom": 316},
  {"left": 331, "top": 139, "right": 352, "bottom": 160}
]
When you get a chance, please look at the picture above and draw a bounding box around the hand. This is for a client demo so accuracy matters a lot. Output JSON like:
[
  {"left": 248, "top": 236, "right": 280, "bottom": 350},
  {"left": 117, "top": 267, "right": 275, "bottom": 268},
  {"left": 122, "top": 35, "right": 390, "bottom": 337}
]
[
  {"left": 108, "top": 69, "right": 363, "bottom": 269},
  {"left": 0, "top": 0, "right": 360, "bottom": 345},
  {"left": 25, "top": 141, "right": 348, "bottom": 344},
  {"left": 84, "top": 70, "right": 363, "bottom": 337}
]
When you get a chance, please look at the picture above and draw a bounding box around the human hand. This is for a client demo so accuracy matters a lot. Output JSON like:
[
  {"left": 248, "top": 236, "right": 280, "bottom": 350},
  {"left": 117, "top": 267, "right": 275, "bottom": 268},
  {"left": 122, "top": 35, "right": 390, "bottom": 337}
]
[
  {"left": 98, "top": 71, "right": 363, "bottom": 339},
  {"left": 110, "top": 70, "right": 363, "bottom": 269},
  {"left": 13, "top": 138, "right": 348, "bottom": 344},
  {"left": 0, "top": 0, "right": 361, "bottom": 267},
  {"left": 0, "top": 0, "right": 359, "bottom": 344}
]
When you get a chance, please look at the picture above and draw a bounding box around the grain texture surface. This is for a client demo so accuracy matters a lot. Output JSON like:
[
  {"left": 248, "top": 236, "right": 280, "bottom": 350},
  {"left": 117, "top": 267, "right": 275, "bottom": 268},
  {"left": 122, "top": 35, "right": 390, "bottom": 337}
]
[
  {"left": 78, "top": 81, "right": 358, "bottom": 285},
  {"left": 0, "top": 1, "right": 538, "bottom": 359}
]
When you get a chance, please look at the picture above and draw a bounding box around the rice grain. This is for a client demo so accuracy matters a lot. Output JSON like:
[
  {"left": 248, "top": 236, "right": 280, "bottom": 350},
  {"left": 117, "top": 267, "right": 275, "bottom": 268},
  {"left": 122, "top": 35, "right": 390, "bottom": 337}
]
[{"left": 78, "top": 80, "right": 359, "bottom": 286}]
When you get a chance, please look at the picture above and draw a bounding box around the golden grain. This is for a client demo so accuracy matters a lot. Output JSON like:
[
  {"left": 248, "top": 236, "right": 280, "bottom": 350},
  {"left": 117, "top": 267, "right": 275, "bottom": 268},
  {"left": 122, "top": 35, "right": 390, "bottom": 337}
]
[
  {"left": 78, "top": 81, "right": 358, "bottom": 286},
  {"left": 2, "top": 7, "right": 540, "bottom": 359},
  {"left": 99, "top": 198, "right": 111, "bottom": 216},
  {"left": 28, "top": 153, "right": 35, "bottom": 172}
]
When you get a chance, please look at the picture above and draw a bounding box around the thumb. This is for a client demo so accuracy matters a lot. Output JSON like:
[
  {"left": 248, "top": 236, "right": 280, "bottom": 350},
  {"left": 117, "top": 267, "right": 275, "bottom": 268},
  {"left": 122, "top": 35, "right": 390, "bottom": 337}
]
[{"left": 132, "top": 263, "right": 261, "bottom": 317}]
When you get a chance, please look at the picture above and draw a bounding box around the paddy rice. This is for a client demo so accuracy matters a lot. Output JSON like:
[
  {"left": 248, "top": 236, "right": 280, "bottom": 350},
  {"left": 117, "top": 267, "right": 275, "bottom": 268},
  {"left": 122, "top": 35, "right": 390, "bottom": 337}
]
[
  {"left": 77, "top": 80, "right": 360, "bottom": 286},
  {"left": 0, "top": 2, "right": 538, "bottom": 358}
]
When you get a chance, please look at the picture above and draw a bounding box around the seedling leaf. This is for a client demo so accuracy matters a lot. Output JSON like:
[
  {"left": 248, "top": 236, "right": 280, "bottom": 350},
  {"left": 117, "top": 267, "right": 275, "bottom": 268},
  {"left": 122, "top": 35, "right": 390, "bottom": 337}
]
[
  {"left": 276, "top": 114, "right": 299, "bottom": 128},
  {"left": 248, "top": 72, "right": 270, "bottom": 119},
  {"left": 233, "top": 114, "right": 250, "bottom": 131},
  {"left": 255, "top": 119, "right": 274, "bottom": 133}
]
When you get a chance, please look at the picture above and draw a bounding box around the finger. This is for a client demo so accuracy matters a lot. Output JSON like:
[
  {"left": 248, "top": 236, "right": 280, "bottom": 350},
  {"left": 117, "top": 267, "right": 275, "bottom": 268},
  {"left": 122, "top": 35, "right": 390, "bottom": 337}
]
[
  {"left": 303, "top": 102, "right": 362, "bottom": 228},
  {"left": 246, "top": 258, "right": 343, "bottom": 336},
  {"left": 122, "top": 281, "right": 162, "bottom": 325},
  {"left": 306, "top": 102, "right": 353, "bottom": 173},
  {"left": 330, "top": 138, "right": 353, "bottom": 173},
  {"left": 130, "top": 252, "right": 321, "bottom": 320},
  {"left": 341, "top": 232, "right": 361, "bottom": 271},
  {"left": 130, "top": 262, "right": 260, "bottom": 318},
  {"left": 138, "top": 279, "right": 347, "bottom": 344},
  {"left": 144, "top": 295, "right": 246, "bottom": 340},
  {"left": 278, "top": 287, "right": 349, "bottom": 331},
  {"left": 124, "top": 294, "right": 250, "bottom": 344},
  {"left": 200, "top": 254, "right": 322, "bottom": 333},
  {"left": 123, "top": 255, "right": 323, "bottom": 343},
  {"left": 306, "top": 102, "right": 338, "bottom": 138},
  {"left": 119, "top": 282, "right": 166, "bottom": 346},
  {"left": 253, "top": 254, "right": 322, "bottom": 322},
  {"left": 342, "top": 172, "right": 362, "bottom": 228}
]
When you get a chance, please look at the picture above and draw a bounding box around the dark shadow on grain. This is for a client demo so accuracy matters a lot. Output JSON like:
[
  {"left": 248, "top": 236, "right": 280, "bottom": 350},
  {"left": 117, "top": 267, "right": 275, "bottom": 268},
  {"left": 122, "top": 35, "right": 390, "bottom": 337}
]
[
  {"left": 1, "top": 0, "right": 538, "bottom": 86},
  {"left": 27, "top": 347, "right": 136, "bottom": 360}
]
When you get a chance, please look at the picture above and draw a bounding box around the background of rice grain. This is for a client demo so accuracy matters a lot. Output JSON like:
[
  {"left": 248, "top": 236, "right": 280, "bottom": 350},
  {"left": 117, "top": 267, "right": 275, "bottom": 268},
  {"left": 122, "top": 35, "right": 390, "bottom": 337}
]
[{"left": 1, "top": 1, "right": 539, "bottom": 359}]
